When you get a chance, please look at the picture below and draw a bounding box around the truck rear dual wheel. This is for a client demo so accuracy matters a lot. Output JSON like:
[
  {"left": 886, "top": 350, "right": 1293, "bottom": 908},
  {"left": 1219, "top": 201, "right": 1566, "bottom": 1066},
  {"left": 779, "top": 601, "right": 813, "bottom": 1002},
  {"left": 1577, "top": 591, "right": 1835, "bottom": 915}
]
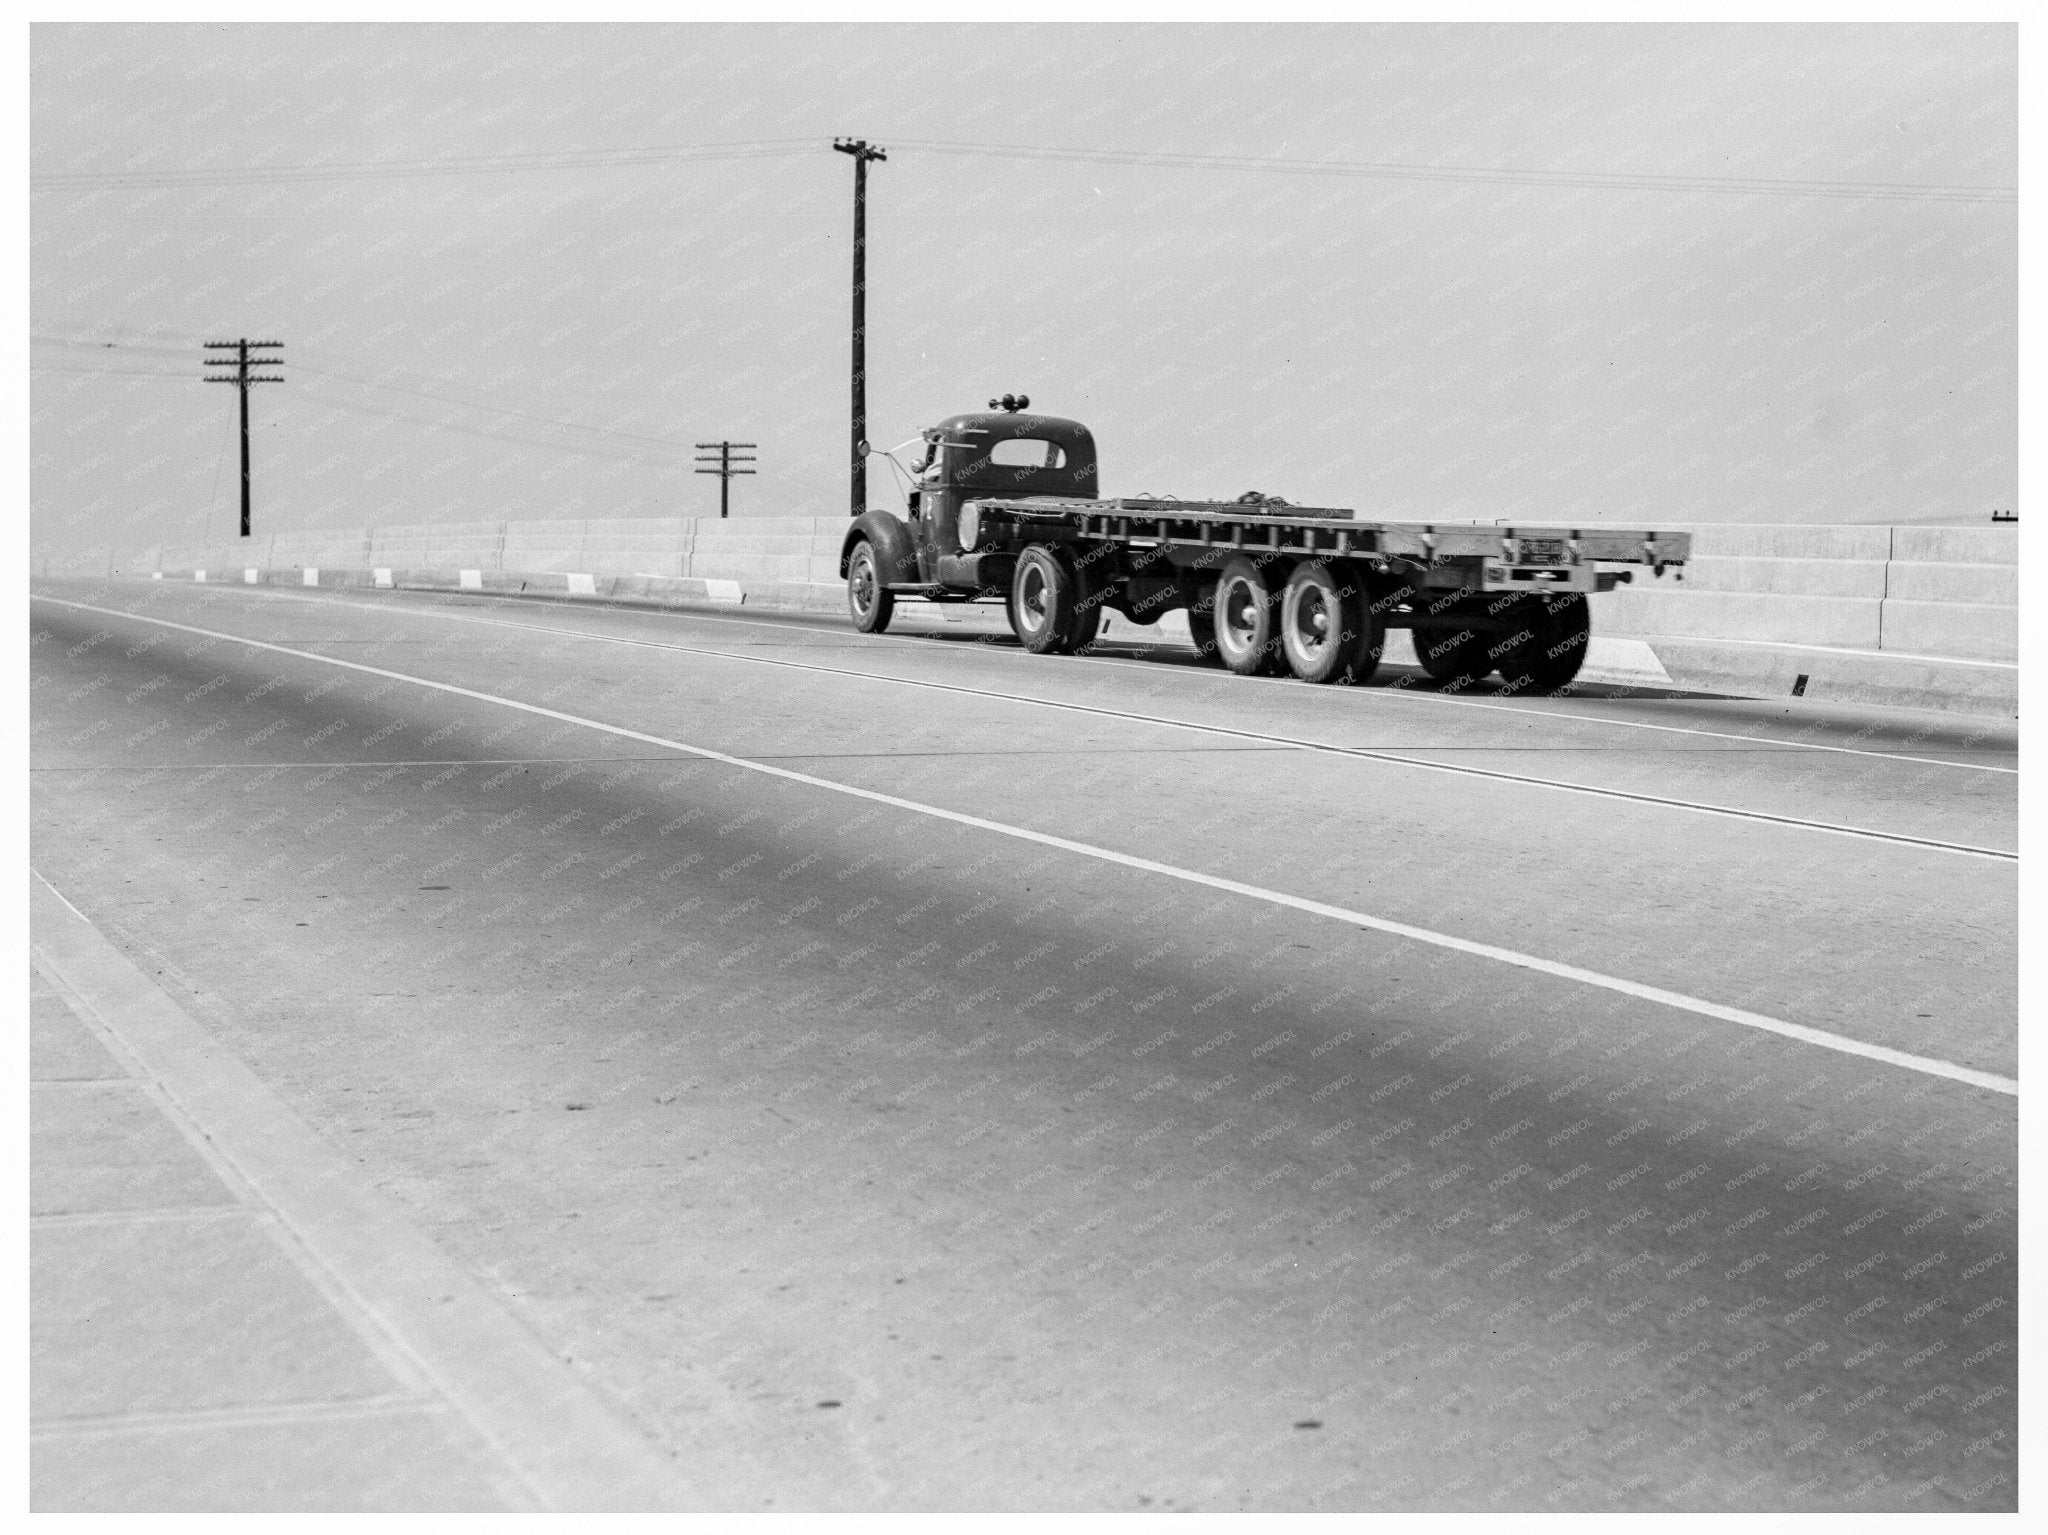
[
  {"left": 846, "top": 541, "right": 894, "bottom": 634},
  {"left": 1008, "top": 543, "right": 1102, "bottom": 655},
  {"left": 1417, "top": 622, "right": 1493, "bottom": 690},
  {"left": 1212, "top": 555, "right": 1289, "bottom": 676},
  {"left": 1279, "top": 561, "right": 1384, "bottom": 684},
  {"left": 1495, "top": 593, "right": 1591, "bottom": 692}
]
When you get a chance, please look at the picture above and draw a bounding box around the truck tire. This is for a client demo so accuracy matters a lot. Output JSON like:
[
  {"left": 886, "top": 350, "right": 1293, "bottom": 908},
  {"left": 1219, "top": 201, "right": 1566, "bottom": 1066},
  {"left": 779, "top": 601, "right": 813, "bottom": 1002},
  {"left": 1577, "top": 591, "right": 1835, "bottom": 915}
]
[
  {"left": 1352, "top": 576, "right": 1414, "bottom": 687},
  {"left": 1345, "top": 579, "right": 1388, "bottom": 686},
  {"left": 1496, "top": 593, "right": 1591, "bottom": 692},
  {"left": 1416, "top": 622, "right": 1492, "bottom": 690},
  {"left": 1178, "top": 577, "right": 1222, "bottom": 665},
  {"left": 1213, "top": 555, "right": 1286, "bottom": 676},
  {"left": 1009, "top": 543, "right": 1083, "bottom": 654},
  {"left": 1280, "top": 560, "right": 1373, "bottom": 684},
  {"left": 846, "top": 541, "right": 894, "bottom": 634},
  {"left": 1068, "top": 550, "right": 1109, "bottom": 653}
]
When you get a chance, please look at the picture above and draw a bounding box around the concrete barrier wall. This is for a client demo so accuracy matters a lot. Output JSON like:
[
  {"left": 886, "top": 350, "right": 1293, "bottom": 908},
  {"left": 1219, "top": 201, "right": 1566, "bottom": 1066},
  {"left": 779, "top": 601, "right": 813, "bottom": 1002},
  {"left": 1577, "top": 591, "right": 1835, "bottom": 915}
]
[
  {"left": 1591, "top": 524, "right": 2016, "bottom": 662},
  {"left": 50, "top": 516, "right": 2018, "bottom": 667}
]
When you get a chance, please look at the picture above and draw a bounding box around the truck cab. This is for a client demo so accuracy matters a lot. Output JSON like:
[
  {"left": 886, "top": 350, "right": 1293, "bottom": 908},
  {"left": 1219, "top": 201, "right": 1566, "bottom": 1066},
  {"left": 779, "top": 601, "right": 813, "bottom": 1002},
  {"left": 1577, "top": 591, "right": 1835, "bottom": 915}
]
[
  {"left": 841, "top": 406, "right": 1098, "bottom": 607},
  {"left": 909, "top": 408, "right": 1098, "bottom": 585}
]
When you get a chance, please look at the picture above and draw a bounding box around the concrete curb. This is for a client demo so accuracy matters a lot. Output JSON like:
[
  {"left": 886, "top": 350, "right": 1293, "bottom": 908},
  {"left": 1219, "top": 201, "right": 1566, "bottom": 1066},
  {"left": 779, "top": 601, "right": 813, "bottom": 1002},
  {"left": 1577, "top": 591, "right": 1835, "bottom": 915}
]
[
  {"left": 1634, "top": 635, "right": 2018, "bottom": 718},
  {"left": 30, "top": 873, "right": 699, "bottom": 1512}
]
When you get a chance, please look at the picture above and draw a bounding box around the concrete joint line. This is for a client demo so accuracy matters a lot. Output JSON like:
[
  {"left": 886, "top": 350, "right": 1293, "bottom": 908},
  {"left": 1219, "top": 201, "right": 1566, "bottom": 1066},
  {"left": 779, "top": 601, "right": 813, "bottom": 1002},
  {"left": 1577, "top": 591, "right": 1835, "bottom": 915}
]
[
  {"left": 31, "top": 1204, "right": 266, "bottom": 1229},
  {"left": 28, "top": 873, "right": 698, "bottom": 1512},
  {"left": 168, "top": 582, "right": 2020, "bottom": 775},
  {"left": 32, "top": 1393, "right": 437, "bottom": 1443},
  {"left": 34, "top": 599, "right": 2018, "bottom": 1099},
  {"left": 258, "top": 592, "right": 2013, "bottom": 860}
]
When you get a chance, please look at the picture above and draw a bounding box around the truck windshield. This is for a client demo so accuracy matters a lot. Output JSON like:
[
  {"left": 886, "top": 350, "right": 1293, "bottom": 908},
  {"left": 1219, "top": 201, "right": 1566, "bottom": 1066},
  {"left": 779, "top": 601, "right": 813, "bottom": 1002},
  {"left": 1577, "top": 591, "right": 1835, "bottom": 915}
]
[{"left": 988, "top": 438, "right": 1066, "bottom": 469}]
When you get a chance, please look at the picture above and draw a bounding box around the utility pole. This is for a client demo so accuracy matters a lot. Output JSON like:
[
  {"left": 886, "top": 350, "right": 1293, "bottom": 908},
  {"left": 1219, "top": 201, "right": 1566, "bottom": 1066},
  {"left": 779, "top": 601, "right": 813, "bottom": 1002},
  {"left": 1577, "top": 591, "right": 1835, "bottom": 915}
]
[
  {"left": 693, "top": 440, "right": 757, "bottom": 519},
  {"left": 203, "top": 339, "right": 284, "bottom": 538},
  {"left": 832, "top": 137, "right": 886, "bottom": 518}
]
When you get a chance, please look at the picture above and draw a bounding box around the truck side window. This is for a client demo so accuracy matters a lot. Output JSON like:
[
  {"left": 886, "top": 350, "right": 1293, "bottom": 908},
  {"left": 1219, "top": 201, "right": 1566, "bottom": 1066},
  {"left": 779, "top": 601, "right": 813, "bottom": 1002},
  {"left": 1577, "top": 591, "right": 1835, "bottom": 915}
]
[{"left": 989, "top": 438, "right": 1065, "bottom": 469}]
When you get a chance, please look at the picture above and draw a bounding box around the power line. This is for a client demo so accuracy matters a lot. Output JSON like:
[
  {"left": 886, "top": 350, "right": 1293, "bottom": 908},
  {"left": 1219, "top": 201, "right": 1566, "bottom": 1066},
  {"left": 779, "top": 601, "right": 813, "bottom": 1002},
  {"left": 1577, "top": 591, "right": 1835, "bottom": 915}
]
[
  {"left": 28, "top": 134, "right": 2013, "bottom": 203},
  {"left": 284, "top": 389, "right": 694, "bottom": 469},
  {"left": 33, "top": 363, "right": 195, "bottom": 379},
  {"left": 34, "top": 337, "right": 700, "bottom": 457},
  {"left": 886, "top": 138, "right": 2017, "bottom": 204},
  {"left": 34, "top": 333, "right": 202, "bottom": 357},
  {"left": 292, "top": 356, "right": 694, "bottom": 453},
  {"left": 30, "top": 138, "right": 818, "bottom": 189}
]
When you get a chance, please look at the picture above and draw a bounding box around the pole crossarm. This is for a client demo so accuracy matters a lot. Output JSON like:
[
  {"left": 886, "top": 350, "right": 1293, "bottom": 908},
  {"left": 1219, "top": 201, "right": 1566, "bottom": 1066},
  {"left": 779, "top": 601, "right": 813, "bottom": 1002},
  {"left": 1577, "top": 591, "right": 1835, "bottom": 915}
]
[
  {"left": 692, "top": 441, "right": 758, "bottom": 517},
  {"left": 202, "top": 338, "right": 284, "bottom": 538}
]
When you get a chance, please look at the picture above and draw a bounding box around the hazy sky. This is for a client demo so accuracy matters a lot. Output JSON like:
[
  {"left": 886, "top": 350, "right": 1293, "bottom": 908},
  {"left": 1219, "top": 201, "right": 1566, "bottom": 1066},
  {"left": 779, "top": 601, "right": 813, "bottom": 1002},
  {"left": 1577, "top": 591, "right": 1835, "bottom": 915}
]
[{"left": 31, "top": 22, "right": 2015, "bottom": 557}]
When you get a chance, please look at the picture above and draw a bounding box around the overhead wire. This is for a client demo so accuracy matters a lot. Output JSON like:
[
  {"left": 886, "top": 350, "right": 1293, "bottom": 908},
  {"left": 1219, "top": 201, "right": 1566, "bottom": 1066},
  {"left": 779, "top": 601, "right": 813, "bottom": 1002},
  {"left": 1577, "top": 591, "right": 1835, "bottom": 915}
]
[
  {"left": 27, "top": 135, "right": 2013, "bottom": 203},
  {"left": 887, "top": 138, "right": 2016, "bottom": 204},
  {"left": 281, "top": 389, "right": 692, "bottom": 468},
  {"left": 29, "top": 138, "right": 819, "bottom": 189},
  {"left": 33, "top": 364, "right": 194, "bottom": 380},
  {"left": 33, "top": 336, "right": 698, "bottom": 461},
  {"left": 291, "top": 354, "right": 694, "bottom": 454}
]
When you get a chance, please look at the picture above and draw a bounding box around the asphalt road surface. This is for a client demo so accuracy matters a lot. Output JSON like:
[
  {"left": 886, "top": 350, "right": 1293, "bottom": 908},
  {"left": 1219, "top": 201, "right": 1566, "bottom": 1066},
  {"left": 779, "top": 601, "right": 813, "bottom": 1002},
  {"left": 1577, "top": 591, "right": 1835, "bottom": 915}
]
[{"left": 30, "top": 576, "right": 2018, "bottom": 1511}]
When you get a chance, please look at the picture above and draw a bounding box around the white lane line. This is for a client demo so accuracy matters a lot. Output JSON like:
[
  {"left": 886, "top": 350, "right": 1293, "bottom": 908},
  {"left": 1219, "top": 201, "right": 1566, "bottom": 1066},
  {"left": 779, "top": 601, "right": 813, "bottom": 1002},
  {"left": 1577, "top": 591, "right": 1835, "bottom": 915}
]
[
  {"left": 197, "top": 591, "right": 2014, "bottom": 863},
  {"left": 1042, "top": 634, "right": 2022, "bottom": 772},
  {"left": 31, "top": 757, "right": 695, "bottom": 772},
  {"left": 424, "top": 586, "right": 2024, "bottom": 776},
  {"left": 115, "top": 580, "right": 2019, "bottom": 775},
  {"left": 36, "top": 596, "right": 2020, "bottom": 1098}
]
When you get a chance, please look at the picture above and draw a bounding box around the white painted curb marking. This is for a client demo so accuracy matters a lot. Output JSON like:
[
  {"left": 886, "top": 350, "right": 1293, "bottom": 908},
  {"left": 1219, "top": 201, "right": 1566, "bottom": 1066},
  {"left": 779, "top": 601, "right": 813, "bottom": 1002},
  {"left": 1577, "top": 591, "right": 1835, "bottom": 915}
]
[
  {"left": 459, "top": 569, "right": 484, "bottom": 590},
  {"left": 566, "top": 573, "right": 597, "bottom": 597},
  {"left": 1578, "top": 636, "right": 1676, "bottom": 688},
  {"left": 303, "top": 568, "right": 319, "bottom": 587},
  {"left": 243, "top": 569, "right": 259, "bottom": 584}
]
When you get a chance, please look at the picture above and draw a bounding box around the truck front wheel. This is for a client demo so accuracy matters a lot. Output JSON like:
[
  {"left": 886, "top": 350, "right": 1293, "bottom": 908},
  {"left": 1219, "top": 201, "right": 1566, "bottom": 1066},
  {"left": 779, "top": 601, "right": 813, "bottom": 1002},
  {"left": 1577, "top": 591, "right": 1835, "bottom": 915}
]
[
  {"left": 1213, "top": 555, "right": 1286, "bottom": 676},
  {"left": 846, "top": 541, "right": 894, "bottom": 634},
  {"left": 1496, "top": 593, "right": 1590, "bottom": 692},
  {"left": 1009, "top": 543, "right": 1083, "bottom": 654}
]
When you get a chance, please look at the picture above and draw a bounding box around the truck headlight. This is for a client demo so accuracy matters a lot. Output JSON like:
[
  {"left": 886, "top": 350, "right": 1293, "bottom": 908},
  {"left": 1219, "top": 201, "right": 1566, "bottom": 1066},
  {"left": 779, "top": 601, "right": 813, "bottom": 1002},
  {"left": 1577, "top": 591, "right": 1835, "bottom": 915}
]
[{"left": 959, "top": 502, "right": 982, "bottom": 551}]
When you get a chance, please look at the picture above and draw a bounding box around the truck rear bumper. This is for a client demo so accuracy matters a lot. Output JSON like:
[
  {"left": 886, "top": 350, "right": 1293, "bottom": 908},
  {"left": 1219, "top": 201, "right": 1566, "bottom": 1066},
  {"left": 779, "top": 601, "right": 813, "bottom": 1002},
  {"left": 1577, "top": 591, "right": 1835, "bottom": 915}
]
[{"left": 1478, "top": 562, "right": 1597, "bottom": 594}]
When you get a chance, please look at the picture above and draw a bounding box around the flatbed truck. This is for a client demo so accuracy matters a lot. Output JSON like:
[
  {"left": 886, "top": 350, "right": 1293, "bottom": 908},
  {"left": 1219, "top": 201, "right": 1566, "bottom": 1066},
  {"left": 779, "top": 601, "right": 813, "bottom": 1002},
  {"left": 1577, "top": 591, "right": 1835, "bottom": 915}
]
[{"left": 840, "top": 400, "right": 1690, "bottom": 692}]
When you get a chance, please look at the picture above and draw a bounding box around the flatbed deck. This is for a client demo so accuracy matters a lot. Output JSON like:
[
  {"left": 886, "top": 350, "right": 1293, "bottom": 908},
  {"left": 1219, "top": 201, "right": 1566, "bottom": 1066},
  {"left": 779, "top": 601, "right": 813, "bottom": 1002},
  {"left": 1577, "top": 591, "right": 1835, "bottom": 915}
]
[{"left": 970, "top": 496, "right": 1690, "bottom": 570}]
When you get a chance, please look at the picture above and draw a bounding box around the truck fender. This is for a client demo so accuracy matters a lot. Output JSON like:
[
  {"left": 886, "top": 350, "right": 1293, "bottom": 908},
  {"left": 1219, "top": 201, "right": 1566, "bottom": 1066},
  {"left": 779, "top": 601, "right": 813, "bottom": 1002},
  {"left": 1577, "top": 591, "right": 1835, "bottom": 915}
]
[{"left": 841, "top": 511, "right": 918, "bottom": 585}]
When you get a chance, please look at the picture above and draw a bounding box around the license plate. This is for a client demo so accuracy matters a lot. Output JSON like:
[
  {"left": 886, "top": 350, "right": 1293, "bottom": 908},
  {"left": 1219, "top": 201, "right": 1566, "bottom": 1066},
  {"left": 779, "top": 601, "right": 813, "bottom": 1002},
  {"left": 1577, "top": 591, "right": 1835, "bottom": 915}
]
[{"left": 1516, "top": 537, "right": 1568, "bottom": 566}]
